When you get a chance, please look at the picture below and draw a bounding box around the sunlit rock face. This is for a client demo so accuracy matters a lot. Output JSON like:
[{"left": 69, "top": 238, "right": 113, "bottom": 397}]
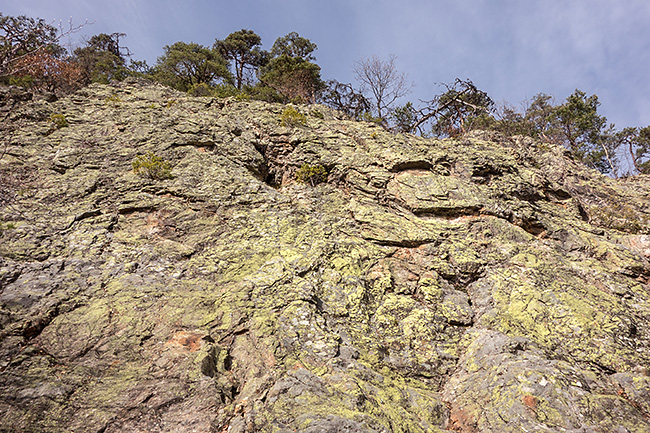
[{"left": 1, "top": 78, "right": 649, "bottom": 433}]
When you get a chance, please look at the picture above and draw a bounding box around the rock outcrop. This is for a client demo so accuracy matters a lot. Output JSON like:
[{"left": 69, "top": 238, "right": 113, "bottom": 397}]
[{"left": 1, "top": 79, "right": 649, "bottom": 432}]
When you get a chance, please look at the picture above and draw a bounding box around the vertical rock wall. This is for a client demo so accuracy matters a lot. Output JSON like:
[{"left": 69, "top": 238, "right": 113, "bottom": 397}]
[{"left": 1, "top": 80, "right": 649, "bottom": 432}]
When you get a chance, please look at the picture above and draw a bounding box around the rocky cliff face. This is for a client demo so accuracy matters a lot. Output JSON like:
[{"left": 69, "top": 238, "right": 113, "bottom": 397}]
[{"left": 1, "top": 79, "right": 649, "bottom": 433}]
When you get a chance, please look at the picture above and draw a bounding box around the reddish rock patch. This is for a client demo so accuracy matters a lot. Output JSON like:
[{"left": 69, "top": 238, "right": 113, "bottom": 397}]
[
  {"left": 449, "top": 406, "right": 478, "bottom": 433},
  {"left": 165, "top": 331, "right": 205, "bottom": 352}
]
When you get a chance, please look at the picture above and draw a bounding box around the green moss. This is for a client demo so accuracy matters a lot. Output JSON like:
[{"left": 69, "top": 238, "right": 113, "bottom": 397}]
[
  {"left": 534, "top": 396, "right": 565, "bottom": 426},
  {"left": 417, "top": 274, "right": 442, "bottom": 303},
  {"left": 509, "top": 252, "right": 542, "bottom": 268},
  {"left": 486, "top": 261, "right": 643, "bottom": 371},
  {"left": 260, "top": 366, "right": 449, "bottom": 433}
]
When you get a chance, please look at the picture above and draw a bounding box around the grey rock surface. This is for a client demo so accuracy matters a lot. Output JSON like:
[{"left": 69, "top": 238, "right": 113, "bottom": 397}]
[{"left": 0, "top": 79, "right": 649, "bottom": 432}]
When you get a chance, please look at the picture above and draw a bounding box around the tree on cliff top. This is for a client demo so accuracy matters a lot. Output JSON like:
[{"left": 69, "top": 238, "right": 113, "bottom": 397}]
[
  {"left": 0, "top": 13, "right": 61, "bottom": 76},
  {"left": 152, "top": 41, "right": 231, "bottom": 92},
  {"left": 428, "top": 79, "right": 494, "bottom": 137},
  {"left": 0, "top": 13, "right": 90, "bottom": 74},
  {"left": 389, "top": 79, "right": 493, "bottom": 136},
  {"left": 552, "top": 90, "right": 609, "bottom": 169},
  {"left": 259, "top": 32, "right": 323, "bottom": 103},
  {"left": 322, "top": 80, "right": 372, "bottom": 120},
  {"left": 73, "top": 33, "right": 131, "bottom": 84},
  {"left": 354, "top": 54, "right": 411, "bottom": 123},
  {"left": 215, "top": 29, "right": 267, "bottom": 90},
  {"left": 270, "top": 31, "right": 317, "bottom": 61},
  {"left": 1, "top": 13, "right": 89, "bottom": 92}
]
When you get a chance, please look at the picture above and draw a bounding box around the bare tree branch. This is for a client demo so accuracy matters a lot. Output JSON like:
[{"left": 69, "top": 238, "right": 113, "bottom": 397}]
[
  {"left": 409, "top": 79, "right": 493, "bottom": 136},
  {"left": 353, "top": 54, "right": 411, "bottom": 121},
  {"left": 321, "top": 80, "right": 372, "bottom": 120}
]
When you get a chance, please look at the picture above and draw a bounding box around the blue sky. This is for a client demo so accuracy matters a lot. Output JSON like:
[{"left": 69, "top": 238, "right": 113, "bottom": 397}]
[{"left": 3, "top": 0, "right": 649, "bottom": 128}]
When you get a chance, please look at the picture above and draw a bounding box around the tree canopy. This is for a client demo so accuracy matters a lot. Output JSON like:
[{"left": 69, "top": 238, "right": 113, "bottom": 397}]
[
  {"left": 0, "top": 14, "right": 89, "bottom": 92},
  {"left": 215, "top": 29, "right": 267, "bottom": 90},
  {"left": 152, "top": 41, "right": 230, "bottom": 91},
  {"left": 259, "top": 33, "right": 323, "bottom": 103},
  {"left": 633, "top": 126, "right": 650, "bottom": 174},
  {"left": 0, "top": 13, "right": 60, "bottom": 76},
  {"left": 73, "top": 33, "right": 130, "bottom": 84},
  {"left": 428, "top": 79, "right": 494, "bottom": 137},
  {"left": 270, "top": 32, "right": 317, "bottom": 61}
]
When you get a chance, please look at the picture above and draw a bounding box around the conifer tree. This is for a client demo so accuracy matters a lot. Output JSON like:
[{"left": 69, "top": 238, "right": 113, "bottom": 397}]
[{"left": 215, "top": 30, "right": 267, "bottom": 90}]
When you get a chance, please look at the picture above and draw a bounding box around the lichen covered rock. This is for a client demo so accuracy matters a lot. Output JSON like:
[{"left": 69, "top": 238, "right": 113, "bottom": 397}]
[{"left": 1, "top": 79, "right": 649, "bottom": 432}]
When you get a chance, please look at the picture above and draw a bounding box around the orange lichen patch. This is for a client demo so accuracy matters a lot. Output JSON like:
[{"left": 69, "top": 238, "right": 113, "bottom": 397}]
[
  {"left": 291, "top": 362, "right": 305, "bottom": 371},
  {"left": 165, "top": 330, "right": 205, "bottom": 352},
  {"left": 146, "top": 211, "right": 165, "bottom": 230},
  {"left": 522, "top": 394, "right": 538, "bottom": 411},
  {"left": 391, "top": 248, "right": 429, "bottom": 272},
  {"left": 449, "top": 406, "right": 478, "bottom": 433},
  {"left": 393, "top": 247, "right": 419, "bottom": 260}
]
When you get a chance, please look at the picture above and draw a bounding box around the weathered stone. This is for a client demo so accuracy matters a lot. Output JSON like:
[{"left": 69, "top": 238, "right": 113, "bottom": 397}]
[{"left": 0, "top": 79, "right": 649, "bottom": 432}]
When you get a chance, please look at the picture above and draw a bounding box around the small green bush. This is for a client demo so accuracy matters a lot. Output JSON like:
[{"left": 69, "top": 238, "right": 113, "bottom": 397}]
[
  {"left": 0, "top": 221, "right": 16, "bottom": 237},
  {"left": 280, "top": 107, "right": 307, "bottom": 127},
  {"left": 105, "top": 94, "right": 122, "bottom": 105},
  {"left": 310, "top": 109, "right": 324, "bottom": 119},
  {"left": 9, "top": 75, "right": 34, "bottom": 88},
  {"left": 589, "top": 202, "right": 646, "bottom": 233},
  {"left": 211, "top": 84, "right": 240, "bottom": 99},
  {"left": 361, "top": 112, "right": 384, "bottom": 125},
  {"left": 295, "top": 163, "right": 328, "bottom": 186},
  {"left": 49, "top": 113, "right": 68, "bottom": 129},
  {"left": 188, "top": 83, "right": 212, "bottom": 97},
  {"left": 132, "top": 152, "right": 173, "bottom": 180},
  {"left": 290, "top": 96, "right": 305, "bottom": 105},
  {"left": 246, "top": 86, "right": 282, "bottom": 103},
  {"left": 235, "top": 92, "right": 252, "bottom": 101}
]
